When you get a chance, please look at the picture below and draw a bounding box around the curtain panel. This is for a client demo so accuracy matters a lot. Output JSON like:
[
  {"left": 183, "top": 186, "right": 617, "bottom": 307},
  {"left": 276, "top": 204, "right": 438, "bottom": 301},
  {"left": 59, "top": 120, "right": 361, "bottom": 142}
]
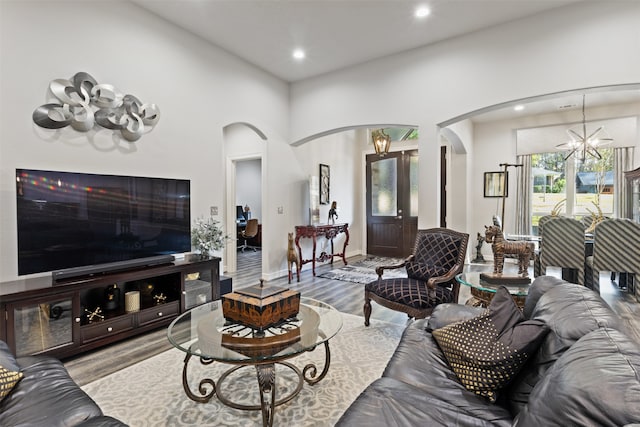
[
  {"left": 615, "top": 147, "right": 634, "bottom": 218},
  {"left": 515, "top": 155, "right": 532, "bottom": 235}
]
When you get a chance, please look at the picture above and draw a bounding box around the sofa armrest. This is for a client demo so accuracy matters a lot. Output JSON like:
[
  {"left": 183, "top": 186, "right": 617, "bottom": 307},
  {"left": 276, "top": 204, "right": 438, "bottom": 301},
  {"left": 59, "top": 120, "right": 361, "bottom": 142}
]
[
  {"left": 0, "top": 340, "right": 20, "bottom": 372},
  {"left": 426, "top": 303, "right": 484, "bottom": 331},
  {"left": 76, "top": 416, "right": 129, "bottom": 427},
  {"left": 0, "top": 356, "right": 103, "bottom": 427}
]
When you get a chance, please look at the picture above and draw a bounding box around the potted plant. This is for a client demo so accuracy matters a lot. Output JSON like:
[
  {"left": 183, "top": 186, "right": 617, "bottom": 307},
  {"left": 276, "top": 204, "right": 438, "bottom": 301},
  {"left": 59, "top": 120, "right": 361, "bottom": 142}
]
[{"left": 191, "top": 215, "right": 226, "bottom": 257}]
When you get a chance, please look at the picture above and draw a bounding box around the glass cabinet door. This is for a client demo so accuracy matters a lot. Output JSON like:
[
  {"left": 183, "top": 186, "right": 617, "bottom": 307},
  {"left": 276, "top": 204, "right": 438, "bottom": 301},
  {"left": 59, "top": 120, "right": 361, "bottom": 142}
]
[
  {"left": 9, "top": 293, "right": 76, "bottom": 356},
  {"left": 183, "top": 267, "right": 214, "bottom": 310}
]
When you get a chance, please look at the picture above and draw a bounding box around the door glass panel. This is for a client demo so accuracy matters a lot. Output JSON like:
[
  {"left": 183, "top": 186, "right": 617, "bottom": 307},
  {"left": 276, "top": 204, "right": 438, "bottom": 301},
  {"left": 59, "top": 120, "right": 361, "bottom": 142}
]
[
  {"left": 14, "top": 298, "right": 73, "bottom": 356},
  {"left": 409, "top": 155, "right": 419, "bottom": 217},
  {"left": 371, "top": 157, "right": 397, "bottom": 216}
]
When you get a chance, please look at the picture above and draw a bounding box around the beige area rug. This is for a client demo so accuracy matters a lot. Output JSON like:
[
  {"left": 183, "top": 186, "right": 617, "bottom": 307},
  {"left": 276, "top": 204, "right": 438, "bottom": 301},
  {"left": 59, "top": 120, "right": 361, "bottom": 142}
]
[
  {"left": 81, "top": 313, "right": 404, "bottom": 426},
  {"left": 318, "top": 256, "right": 407, "bottom": 284}
]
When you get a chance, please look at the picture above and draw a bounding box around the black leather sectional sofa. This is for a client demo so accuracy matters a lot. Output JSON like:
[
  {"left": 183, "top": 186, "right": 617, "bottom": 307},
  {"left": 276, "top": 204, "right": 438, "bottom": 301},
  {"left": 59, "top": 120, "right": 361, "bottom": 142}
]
[
  {"left": 0, "top": 340, "right": 127, "bottom": 427},
  {"left": 337, "top": 275, "right": 640, "bottom": 426}
]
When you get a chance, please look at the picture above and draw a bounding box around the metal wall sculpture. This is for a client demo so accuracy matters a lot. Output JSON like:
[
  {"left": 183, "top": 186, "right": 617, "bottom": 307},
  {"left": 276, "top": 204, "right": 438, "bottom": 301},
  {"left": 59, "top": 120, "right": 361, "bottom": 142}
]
[{"left": 32, "top": 72, "right": 160, "bottom": 142}]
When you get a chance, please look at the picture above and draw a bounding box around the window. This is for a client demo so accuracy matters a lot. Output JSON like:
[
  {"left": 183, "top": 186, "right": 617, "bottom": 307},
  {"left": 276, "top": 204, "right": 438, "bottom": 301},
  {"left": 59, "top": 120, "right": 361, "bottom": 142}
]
[{"left": 531, "top": 148, "right": 613, "bottom": 234}]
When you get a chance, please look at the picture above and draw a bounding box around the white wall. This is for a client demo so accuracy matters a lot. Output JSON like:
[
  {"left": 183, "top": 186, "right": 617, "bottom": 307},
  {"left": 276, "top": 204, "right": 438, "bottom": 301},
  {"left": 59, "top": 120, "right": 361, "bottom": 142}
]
[
  {"left": 443, "top": 119, "right": 474, "bottom": 261},
  {"left": 281, "top": 129, "right": 366, "bottom": 276},
  {"left": 290, "top": 1, "right": 640, "bottom": 232},
  {"left": 0, "top": 1, "right": 289, "bottom": 282}
]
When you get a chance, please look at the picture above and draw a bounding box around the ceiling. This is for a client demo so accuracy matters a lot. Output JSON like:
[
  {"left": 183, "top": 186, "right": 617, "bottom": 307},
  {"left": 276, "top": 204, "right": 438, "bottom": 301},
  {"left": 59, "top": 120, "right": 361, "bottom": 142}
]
[
  {"left": 131, "top": 0, "right": 639, "bottom": 124},
  {"left": 131, "top": 0, "right": 581, "bottom": 83},
  {"left": 466, "top": 85, "right": 640, "bottom": 124}
]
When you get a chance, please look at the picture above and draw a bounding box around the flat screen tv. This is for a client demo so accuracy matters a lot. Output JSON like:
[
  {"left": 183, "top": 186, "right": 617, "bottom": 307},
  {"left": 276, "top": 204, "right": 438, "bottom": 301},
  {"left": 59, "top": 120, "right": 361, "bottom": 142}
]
[{"left": 16, "top": 169, "right": 191, "bottom": 277}]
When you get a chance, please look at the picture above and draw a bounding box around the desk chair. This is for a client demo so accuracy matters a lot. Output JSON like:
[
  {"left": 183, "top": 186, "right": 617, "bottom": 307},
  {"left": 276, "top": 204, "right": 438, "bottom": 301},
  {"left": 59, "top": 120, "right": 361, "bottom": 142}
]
[{"left": 238, "top": 219, "right": 260, "bottom": 252}]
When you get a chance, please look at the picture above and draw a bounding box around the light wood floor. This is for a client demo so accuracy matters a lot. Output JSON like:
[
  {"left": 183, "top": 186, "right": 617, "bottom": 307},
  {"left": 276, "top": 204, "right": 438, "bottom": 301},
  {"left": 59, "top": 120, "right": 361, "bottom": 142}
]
[{"left": 64, "top": 250, "right": 640, "bottom": 386}]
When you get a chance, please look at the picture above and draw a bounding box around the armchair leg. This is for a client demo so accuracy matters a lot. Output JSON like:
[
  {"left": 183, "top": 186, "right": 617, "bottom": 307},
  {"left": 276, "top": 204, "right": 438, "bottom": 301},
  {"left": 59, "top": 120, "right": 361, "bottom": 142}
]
[{"left": 364, "top": 297, "right": 372, "bottom": 327}]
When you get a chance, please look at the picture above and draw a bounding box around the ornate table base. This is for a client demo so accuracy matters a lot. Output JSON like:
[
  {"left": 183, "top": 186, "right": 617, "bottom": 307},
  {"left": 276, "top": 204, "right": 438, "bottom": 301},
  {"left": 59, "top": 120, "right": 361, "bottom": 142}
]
[
  {"left": 181, "top": 341, "right": 332, "bottom": 427},
  {"left": 294, "top": 223, "right": 350, "bottom": 276}
]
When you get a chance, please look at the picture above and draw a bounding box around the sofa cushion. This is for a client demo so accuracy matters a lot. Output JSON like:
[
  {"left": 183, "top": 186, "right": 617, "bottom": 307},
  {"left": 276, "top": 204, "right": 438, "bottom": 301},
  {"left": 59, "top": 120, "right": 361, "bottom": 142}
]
[
  {"left": 383, "top": 318, "right": 473, "bottom": 390},
  {"left": 427, "top": 303, "right": 485, "bottom": 331},
  {"left": 0, "top": 341, "right": 20, "bottom": 373},
  {"left": 0, "top": 365, "right": 23, "bottom": 402},
  {"left": 507, "top": 282, "right": 622, "bottom": 416},
  {"left": 432, "top": 286, "right": 548, "bottom": 402},
  {"left": 514, "top": 328, "right": 640, "bottom": 427},
  {"left": 335, "top": 377, "right": 512, "bottom": 427},
  {"left": 382, "top": 320, "right": 514, "bottom": 423},
  {"left": 0, "top": 356, "right": 103, "bottom": 427},
  {"left": 522, "top": 275, "right": 566, "bottom": 319}
]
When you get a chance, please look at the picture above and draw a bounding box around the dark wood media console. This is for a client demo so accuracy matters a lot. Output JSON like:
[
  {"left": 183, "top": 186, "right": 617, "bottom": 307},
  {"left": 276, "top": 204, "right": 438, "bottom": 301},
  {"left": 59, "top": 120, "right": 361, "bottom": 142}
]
[{"left": 0, "top": 255, "right": 230, "bottom": 359}]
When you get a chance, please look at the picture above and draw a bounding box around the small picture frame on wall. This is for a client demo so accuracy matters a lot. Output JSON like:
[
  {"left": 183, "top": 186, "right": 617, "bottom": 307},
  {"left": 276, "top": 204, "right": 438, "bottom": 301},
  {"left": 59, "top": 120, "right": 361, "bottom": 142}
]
[
  {"left": 319, "top": 164, "right": 330, "bottom": 205},
  {"left": 484, "top": 171, "right": 508, "bottom": 197}
]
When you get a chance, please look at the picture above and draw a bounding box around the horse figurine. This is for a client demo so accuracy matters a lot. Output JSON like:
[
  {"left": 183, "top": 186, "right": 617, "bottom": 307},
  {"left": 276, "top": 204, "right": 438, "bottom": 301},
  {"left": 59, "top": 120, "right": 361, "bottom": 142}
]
[
  {"left": 484, "top": 224, "right": 534, "bottom": 278},
  {"left": 287, "top": 232, "right": 300, "bottom": 284}
]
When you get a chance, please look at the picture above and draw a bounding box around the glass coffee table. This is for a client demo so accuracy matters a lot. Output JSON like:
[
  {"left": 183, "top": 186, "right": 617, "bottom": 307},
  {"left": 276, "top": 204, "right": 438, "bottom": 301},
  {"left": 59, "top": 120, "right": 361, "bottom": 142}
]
[
  {"left": 167, "top": 297, "right": 342, "bottom": 427},
  {"left": 456, "top": 272, "right": 530, "bottom": 308}
]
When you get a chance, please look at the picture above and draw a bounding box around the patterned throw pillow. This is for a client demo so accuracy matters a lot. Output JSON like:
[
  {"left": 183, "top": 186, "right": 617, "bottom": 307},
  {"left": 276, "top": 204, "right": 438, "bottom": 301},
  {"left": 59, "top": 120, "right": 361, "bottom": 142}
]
[
  {"left": 432, "top": 286, "right": 548, "bottom": 402},
  {"left": 0, "top": 365, "right": 23, "bottom": 402}
]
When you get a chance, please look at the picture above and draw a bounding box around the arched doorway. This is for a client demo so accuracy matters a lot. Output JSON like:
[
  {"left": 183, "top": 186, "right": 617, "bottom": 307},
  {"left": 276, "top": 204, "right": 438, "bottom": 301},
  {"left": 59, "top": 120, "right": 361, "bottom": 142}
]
[{"left": 223, "top": 122, "right": 267, "bottom": 278}]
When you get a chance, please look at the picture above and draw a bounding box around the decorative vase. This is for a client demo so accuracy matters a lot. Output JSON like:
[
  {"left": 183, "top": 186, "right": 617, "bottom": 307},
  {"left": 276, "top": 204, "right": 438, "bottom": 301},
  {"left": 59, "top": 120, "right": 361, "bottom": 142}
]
[
  {"left": 104, "top": 284, "right": 120, "bottom": 311},
  {"left": 197, "top": 248, "right": 211, "bottom": 259}
]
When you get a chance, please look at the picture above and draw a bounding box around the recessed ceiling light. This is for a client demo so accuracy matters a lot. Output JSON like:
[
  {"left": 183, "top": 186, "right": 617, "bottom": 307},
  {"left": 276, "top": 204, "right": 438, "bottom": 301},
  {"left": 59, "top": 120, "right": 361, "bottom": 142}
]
[
  {"left": 292, "top": 49, "right": 305, "bottom": 60},
  {"left": 415, "top": 6, "right": 431, "bottom": 18},
  {"left": 514, "top": 105, "right": 525, "bottom": 111}
]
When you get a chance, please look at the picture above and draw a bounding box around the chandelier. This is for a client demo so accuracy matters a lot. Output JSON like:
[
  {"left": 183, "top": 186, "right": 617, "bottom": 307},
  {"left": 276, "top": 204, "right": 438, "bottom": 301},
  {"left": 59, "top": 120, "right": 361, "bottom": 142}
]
[
  {"left": 556, "top": 94, "right": 613, "bottom": 162},
  {"left": 371, "top": 129, "right": 391, "bottom": 156}
]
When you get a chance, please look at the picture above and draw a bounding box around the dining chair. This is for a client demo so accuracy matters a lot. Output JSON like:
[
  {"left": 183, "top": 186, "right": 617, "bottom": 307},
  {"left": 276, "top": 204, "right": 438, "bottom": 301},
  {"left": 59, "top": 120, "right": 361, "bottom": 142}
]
[
  {"left": 586, "top": 218, "right": 640, "bottom": 298},
  {"left": 363, "top": 228, "right": 469, "bottom": 326},
  {"left": 533, "top": 215, "right": 557, "bottom": 277},
  {"left": 539, "top": 216, "right": 587, "bottom": 286}
]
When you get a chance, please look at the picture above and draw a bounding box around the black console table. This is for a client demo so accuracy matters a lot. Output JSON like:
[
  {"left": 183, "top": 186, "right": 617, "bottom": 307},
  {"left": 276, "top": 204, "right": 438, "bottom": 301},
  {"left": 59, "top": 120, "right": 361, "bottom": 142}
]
[{"left": 0, "top": 255, "right": 230, "bottom": 359}]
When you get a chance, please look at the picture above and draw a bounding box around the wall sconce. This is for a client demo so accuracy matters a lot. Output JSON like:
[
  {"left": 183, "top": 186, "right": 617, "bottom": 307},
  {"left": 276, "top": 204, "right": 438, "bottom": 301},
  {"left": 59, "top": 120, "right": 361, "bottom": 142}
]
[{"left": 371, "top": 129, "right": 391, "bottom": 156}]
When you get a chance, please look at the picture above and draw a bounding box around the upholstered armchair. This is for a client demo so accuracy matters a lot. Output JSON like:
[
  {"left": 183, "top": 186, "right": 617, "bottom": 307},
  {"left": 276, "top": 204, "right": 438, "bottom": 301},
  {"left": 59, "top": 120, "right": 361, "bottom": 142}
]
[{"left": 363, "top": 228, "right": 469, "bottom": 326}]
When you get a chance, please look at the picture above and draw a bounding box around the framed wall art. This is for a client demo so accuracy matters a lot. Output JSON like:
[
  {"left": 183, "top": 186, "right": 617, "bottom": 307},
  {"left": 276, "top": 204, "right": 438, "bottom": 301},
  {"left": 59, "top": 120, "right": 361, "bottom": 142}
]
[
  {"left": 484, "top": 171, "right": 508, "bottom": 198},
  {"left": 319, "top": 164, "right": 330, "bottom": 205}
]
